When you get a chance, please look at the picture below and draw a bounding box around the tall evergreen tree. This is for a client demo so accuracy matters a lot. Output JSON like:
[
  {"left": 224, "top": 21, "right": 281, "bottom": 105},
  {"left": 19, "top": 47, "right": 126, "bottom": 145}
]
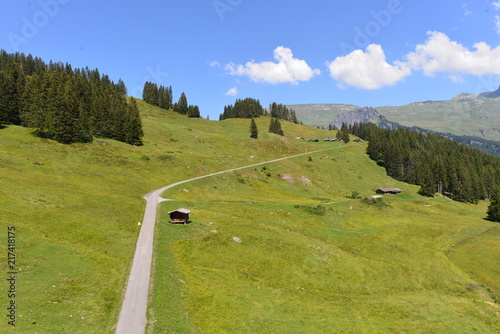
[
  {"left": 487, "top": 187, "right": 500, "bottom": 222},
  {"left": 123, "top": 97, "right": 144, "bottom": 145},
  {"left": 250, "top": 118, "right": 258, "bottom": 139},
  {"left": 176, "top": 92, "right": 188, "bottom": 114}
]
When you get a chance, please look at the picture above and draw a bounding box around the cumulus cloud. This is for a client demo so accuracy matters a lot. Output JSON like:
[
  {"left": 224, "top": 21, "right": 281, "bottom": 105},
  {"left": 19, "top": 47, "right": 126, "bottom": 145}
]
[
  {"left": 225, "top": 87, "right": 238, "bottom": 96},
  {"left": 326, "top": 44, "right": 411, "bottom": 89},
  {"left": 493, "top": 1, "right": 500, "bottom": 10},
  {"left": 495, "top": 15, "right": 500, "bottom": 35},
  {"left": 406, "top": 31, "right": 500, "bottom": 76},
  {"left": 326, "top": 32, "right": 500, "bottom": 89},
  {"left": 226, "top": 46, "right": 320, "bottom": 84}
]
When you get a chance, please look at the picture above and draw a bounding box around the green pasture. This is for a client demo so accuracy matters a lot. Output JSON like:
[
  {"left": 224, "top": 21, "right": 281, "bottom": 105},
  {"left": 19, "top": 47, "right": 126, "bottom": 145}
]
[
  {"left": 150, "top": 140, "right": 499, "bottom": 333},
  {"left": 0, "top": 100, "right": 497, "bottom": 333}
]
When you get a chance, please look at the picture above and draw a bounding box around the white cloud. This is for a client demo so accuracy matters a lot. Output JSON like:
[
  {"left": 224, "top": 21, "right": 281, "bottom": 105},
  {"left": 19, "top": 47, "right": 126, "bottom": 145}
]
[
  {"left": 406, "top": 31, "right": 500, "bottom": 76},
  {"left": 225, "top": 87, "right": 238, "bottom": 96},
  {"left": 208, "top": 60, "right": 220, "bottom": 68},
  {"left": 495, "top": 15, "right": 500, "bottom": 35},
  {"left": 326, "top": 44, "right": 411, "bottom": 89},
  {"left": 226, "top": 46, "right": 320, "bottom": 84},
  {"left": 449, "top": 74, "right": 465, "bottom": 83},
  {"left": 325, "top": 31, "right": 500, "bottom": 89},
  {"left": 493, "top": 1, "right": 500, "bottom": 10}
]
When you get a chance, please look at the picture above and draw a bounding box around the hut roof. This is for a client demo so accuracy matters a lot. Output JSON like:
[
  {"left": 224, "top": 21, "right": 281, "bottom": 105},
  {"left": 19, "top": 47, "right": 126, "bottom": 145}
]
[
  {"left": 168, "top": 208, "right": 191, "bottom": 214},
  {"left": 376, "top": 188, "right": 402, "bottom": 193}
]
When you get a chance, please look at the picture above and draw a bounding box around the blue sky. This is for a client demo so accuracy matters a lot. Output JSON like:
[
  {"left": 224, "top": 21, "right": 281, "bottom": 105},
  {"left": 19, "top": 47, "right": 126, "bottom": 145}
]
[{"left": 2, "top": 0, "right": 500, "bottom": 119}]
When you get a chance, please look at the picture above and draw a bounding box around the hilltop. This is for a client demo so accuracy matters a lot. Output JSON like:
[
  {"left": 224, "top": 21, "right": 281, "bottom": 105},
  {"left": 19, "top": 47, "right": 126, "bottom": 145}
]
[{"left": 0, "top": 100, "right": 498, "bottom": 333}]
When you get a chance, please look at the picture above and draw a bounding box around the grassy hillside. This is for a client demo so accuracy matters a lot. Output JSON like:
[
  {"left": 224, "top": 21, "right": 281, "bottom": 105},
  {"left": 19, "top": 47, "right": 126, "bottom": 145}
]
[
  {"left": 147, "top": 119, "right": 500, "bottom": 332},
  {"left": 0, "top": 100, "right": 498, "bottom": 333},
  {"left": 0, "top": 100, "right": 344, "bottom": 333}
]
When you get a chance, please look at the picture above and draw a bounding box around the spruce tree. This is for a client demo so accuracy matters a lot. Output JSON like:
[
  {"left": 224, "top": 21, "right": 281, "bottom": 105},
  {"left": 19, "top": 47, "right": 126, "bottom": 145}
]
[
  {"left": 177, "top": 92, "right": 188, "bottom": 114},
  {"left": 486, "top": 187, "right": 500, "bottom": 222},
  {"left": 268, "top": 117, "right": 284, "bottom": 136},
  {"left": 187, "top": 105, "right": 200, "bottom": 118},
  {"left": 124, "top": 97, "right": 144, "bottom": 145},
  {"left": 250, "top": 118, "right": 258, "bottom": 139}
]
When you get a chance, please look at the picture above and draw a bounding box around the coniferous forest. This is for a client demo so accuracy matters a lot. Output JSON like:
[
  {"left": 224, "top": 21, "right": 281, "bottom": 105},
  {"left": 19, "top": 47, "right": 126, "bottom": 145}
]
[
  {"left": 350, "top": 122, "right": 500, "bottom": 204},
  {"left": 0, "top": 50, "right": 143, "bottom": 145}
]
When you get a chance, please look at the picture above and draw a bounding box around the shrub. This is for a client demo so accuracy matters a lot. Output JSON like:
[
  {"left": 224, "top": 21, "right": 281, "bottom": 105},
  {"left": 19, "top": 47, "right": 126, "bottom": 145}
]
[
  {"left": 348, "top": 191, "right": 362, "bottom": 199},
  {"left": 361, "top": 197, "right": 388, "bottom": 207},
  {"left": 295, "top": 204, "right": 328, "bottom": 216}
]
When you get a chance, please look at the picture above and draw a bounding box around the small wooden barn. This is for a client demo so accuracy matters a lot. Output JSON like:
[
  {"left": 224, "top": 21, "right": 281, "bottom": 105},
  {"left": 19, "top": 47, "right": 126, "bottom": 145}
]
[
  {"left": 168, "top": 208, "right": 191, "bottom": 224},
  {"left": 375, "top": 188, "right": 402, "bottom": 195}
]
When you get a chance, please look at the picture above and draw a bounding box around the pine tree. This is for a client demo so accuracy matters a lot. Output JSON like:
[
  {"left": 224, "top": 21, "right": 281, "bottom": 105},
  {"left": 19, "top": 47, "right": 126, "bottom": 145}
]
[
  {"left": 340, "top": 122, "right": 350, "bottom": 143},
  {"left": 487, "top": 187, "right": 500, "bottom": 222},
  {"left": 250, "top": 118, "right": 258, "bottom": 139},
  {"left": 418, "top": 162, "right": 435, "bottom": 196},
  {"left": 176, "top": 92, "right": 188, "bottom": 114},
  {"left": 187, "top": 105, "right": 200, "bottom": 118},
  {"left": 268, "top": 117, "right": 284, "bottom": 136},
  {"left": 124, "top": 97, "right": 144, "bottom": 145}
]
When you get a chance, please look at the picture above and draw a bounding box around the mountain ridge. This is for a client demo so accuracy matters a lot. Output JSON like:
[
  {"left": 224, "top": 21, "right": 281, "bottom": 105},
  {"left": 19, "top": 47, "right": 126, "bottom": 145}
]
[{"left": 289, "top": 86, "right": 500, "bottom": 142}]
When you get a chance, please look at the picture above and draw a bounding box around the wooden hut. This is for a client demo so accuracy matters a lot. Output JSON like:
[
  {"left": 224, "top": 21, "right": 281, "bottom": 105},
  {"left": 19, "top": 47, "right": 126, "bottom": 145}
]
[
  {"left": 168, "top": 208, "right": 191, "bottom": 224},
  {"left": 375, "top": 188, "right": 402, "bottom": 195}
]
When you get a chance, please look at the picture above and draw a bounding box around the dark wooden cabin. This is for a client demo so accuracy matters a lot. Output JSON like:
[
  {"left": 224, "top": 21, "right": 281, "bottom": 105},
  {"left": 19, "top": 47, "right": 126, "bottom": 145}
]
[{"left": 168, "top": 208, "right": 191, "bottom": 224}]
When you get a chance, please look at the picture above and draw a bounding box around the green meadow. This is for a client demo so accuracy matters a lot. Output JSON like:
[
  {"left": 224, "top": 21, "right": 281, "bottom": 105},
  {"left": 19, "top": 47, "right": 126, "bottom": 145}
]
[
  {"left": 150, "top": 144, "right": 499, "bottom": 333},
  {"left": 0, "top": 101, "right": 344, "bottom": 333},
  {"left": 0, "top": 100, "right": 498, "bottom": 333}
]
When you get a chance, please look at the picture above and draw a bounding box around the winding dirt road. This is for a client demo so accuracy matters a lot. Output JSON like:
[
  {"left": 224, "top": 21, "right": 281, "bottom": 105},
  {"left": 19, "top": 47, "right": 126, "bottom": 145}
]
[{"left": 115, "top": 145, "right": 353, "bottom": 333}]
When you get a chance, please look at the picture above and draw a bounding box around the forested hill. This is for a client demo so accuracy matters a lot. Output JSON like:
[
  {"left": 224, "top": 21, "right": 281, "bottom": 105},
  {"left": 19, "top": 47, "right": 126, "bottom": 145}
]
[
  {"left": 0, "top": 50, "right": 143, "bottom": 145},
  {"left": 350, "top": 122, "right": 500, "bottom": 204}
]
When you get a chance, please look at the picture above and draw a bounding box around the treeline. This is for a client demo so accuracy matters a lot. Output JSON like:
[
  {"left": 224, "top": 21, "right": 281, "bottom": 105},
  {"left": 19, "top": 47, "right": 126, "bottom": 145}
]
[
  {"left": 142, "top": 81, "right": 200, "bottom": 118},
  {"left": 219, "top": 98, "right": 298, "bottom": 124},
  {"left": 0, "top": 50, "right": 143, "bottom": 145},
  {"left": 351, "top": 122, "right": 500, "bottom": 203}
]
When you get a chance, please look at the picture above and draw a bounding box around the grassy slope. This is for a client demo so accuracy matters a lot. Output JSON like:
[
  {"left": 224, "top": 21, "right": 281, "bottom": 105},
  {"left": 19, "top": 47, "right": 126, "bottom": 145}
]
[
  {"left": 149, "top": 119, "right": 500, "bottom": 332},
  {"left": 0, "top": 100, "right": 498, "bottom": 333},
  {"left": 0, "top": 100, "right": 338, "bottom": 333}
]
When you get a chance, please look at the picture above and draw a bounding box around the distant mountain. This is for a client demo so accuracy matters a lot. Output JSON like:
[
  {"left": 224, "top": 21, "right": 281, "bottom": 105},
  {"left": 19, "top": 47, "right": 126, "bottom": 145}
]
[
  {"left": 377, "top": 87, "right": 500, "bottom": 142},
  {"left": 479, "top": 85, "right": 500, "bottom": 98},
  {"left": 286, "top": 103, "right": 360, "bottom": 128},
  {"left": 290, "top": 86, "right": 500, "bottom": 142},
  {"left": 331, "top": 107, "right": 398, "bottom": 130}
]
